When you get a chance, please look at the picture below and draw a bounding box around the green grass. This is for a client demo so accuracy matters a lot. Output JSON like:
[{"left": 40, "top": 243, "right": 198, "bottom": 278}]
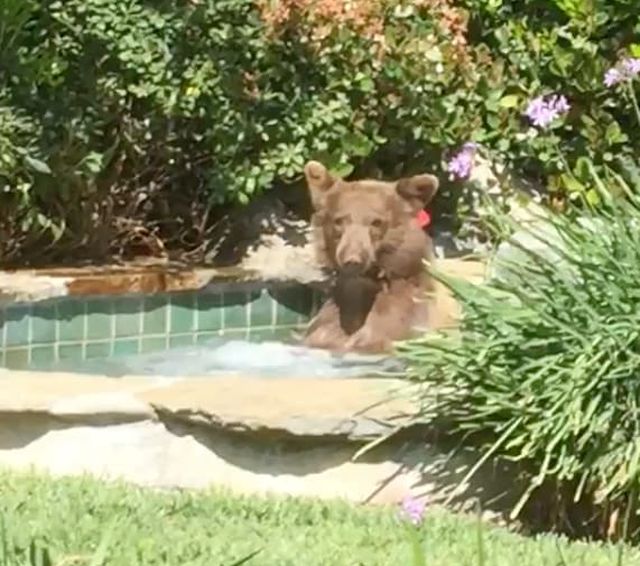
[{"left": 0, "top": 470, "right": 638, "bottom": 565}]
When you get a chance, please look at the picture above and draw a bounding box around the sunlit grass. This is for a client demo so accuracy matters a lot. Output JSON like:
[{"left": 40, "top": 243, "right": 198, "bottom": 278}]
[{"left": 0, "top": 470, "right": 638, "bottom": 565}]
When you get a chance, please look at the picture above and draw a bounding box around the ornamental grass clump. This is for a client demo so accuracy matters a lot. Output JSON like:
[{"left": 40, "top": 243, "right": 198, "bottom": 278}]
[{"left": 396, "top": 173, "right": 640, "bottom": 532}]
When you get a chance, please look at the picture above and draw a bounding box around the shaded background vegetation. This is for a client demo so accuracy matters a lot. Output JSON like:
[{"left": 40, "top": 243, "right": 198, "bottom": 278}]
[{"left": 0, "top": 0, "right": 638, "bottom": 266}]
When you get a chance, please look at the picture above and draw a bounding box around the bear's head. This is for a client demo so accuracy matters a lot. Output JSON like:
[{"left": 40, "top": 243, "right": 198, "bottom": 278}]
[{"left": 304, "top": 160, "right": 439, "bottom": 278}]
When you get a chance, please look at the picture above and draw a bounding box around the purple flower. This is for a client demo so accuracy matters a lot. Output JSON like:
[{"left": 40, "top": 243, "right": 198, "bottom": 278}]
[
  {"left": 525, "top": 94, "right": 571, "bottom": 128},
  {"left": 525, "top": 96, "right": 555, "bottom": 128},
  {"left": 604, "top": 57, "right": 640, "bottom": 87},
  {"left": 447, "top": 142, "right": 476, "bottom": 181},
  {"left": 622, "top": 57, "right": 640, "bottom": 76},
  {"left": 399, "top": 496, "right": 426, "bottom": 526},
  {"left": 604, "top": 67, "right": 624, "bottom": 87},
  {"left": 550, "top": 94, "right": 570, "bottom": 114}
]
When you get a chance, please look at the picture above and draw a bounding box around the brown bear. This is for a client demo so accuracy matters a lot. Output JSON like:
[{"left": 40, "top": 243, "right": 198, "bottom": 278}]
[{"left": 302, "top": 160, "right": 439, "bottom": 355}]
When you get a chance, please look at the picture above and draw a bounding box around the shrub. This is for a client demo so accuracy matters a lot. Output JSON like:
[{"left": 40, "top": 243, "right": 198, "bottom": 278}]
[
  {"left": 397, "top": 151, "right": 640, "bottom": 537},
  {"left": 0, "top": 0, "right": 639, "bottom": 266},
  {"left": 0, "top": 0, "right": 480, "bottom": 265},
  {"left": 397, "top": 54, "right": 640, "bottom": 534}
]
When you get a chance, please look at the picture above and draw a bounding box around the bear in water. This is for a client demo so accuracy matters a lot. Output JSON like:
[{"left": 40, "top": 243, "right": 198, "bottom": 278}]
[{"left": 302, "top": 160, "right": 439, "bottom": 354}]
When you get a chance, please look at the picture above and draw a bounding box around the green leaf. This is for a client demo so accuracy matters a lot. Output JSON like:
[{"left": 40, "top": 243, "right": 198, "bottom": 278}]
[
  {"left": 630, "top": 44, "right": 640, "bottom": 58},
  {"left": 585, "top": 188, "right": 601, "bottom": 206},
  {"left": 35, "top": 213, "right": 50, "bottom": 229},
  {"left": 24, "top": 156, "right": 51, "bottom": 175},
  {"left": 560, "top": 173, "right": 586, "bottom": 195},
  {"left": 331, "top": 161, "right": 354, "bottom": 178},
  {"left": 80, "top": 151, "right": 104, "bottom": 175},
  {"left": 499, "top": 95, "right": 520, "bottom": 108},
  {"left": 342, "top": 131, "right": 373, "bottom": 158},
  {"left": 605, "top": 122, "right": 627, "bottom": 145},
  {"left": 359, "top": 76, "right": 375, "bottom": 93},
  {"left": 574, "top": 156, "right": 592, "bottom": 180}
]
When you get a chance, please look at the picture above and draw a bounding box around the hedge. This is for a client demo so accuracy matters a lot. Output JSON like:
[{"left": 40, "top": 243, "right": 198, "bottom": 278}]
[{"left": 0, "top": 0, "right": 638, "bottom": 265}]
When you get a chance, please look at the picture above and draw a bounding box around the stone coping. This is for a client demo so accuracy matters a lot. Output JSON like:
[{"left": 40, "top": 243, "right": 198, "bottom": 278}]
[
  {"left": 0, "top": 371, "right": 418, "bottom": 441},
  {"left": 0, "top": 257, "right": 486, "bottom": 305},
  {"left": 0, "top": 263, "right": 278, "bottom": 305}
]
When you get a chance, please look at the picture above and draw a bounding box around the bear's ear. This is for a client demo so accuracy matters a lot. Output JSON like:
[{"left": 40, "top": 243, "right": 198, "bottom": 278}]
[
  {"left": 395, "top": 174, "right": 439, "bottom": 214},
  {"left": 304, "top": 161, "right": 336, "bottom": 210}
]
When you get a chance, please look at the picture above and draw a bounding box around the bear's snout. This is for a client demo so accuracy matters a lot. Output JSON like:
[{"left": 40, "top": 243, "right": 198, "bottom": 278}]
[{"left": 334, "top": 225, "right": 376, "bottom": 270}]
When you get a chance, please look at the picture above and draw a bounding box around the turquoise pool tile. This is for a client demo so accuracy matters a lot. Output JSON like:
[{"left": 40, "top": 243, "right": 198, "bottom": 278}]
[
  {"left": 4, "top": 348, "right": 28, "bottom": 369},
  {"left": 31, "top": 345, "right": 56, "bottom": 366},
  {"left": 141, "top": 336, "right": 166, "bottom": 353},
  {"left": 57, "top": 299, "right": 86, "bottom": 342},
  {"left": 196, "top": 293, "right": 222, "bottom": 332},
  {"left": 218, "top": 328, "right": 248, "bottom": 341},
  {"left": 249, "top": 290, "right": 274, "bottom": 328},
  {"left": 228, "top": 329, "right": 251, "bottom": 342},
  {"left": 170, "top": 293, "right": 196, "bottom": 334},
  {"left": 143, "top": 296, "right": 168, "bottom": 335},
  {"left": 0, "top": 283, "right": 321, "bottom": 369},
  {"left": 271, "top": 327, "right": 299, "bottom": 343},
  {"left": 247, "top": 327, "right": 278, "bottom": 342},
  {"left": 169, "top": 334, "right": 194, "bottom": 348},
  {"left": 4, "top": 305, "right": 31, "bottom": 347},
  {"left": 86, "top": 299, "right": 112, "bottom": 341},
  {"left": 86, "top": 342, "right": 110, "bottom": 359},
  {"left": 195, "top": 332, "right": 220, "bottom": 345},
  {"left": 222, "top": 291, "right": 248, "bottom": 329},
  {"left": 31, "top": 304, "right": 57, "bottom": 345},
  {"left": 59, "top": 344, "right": 83, "bottom": 362},
  {"left": 113, "top": 339, "right": 139, "bottom": 357},
  {"left": 114, "top": 297, "right": 142, "bottom": 338}
]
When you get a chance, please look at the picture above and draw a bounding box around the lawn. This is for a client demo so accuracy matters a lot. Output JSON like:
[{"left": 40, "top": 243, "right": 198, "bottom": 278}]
[{"left": 0, "top": 470, "right": 638, "bottom": 565}]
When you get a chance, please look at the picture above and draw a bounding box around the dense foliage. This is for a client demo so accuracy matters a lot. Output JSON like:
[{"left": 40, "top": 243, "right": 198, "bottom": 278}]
[
  {"left": 397, "top": 165, "right": 640, "bottom": 536},
  {"left": 0, "top": 0, "right": 638, "bottom": 265}
]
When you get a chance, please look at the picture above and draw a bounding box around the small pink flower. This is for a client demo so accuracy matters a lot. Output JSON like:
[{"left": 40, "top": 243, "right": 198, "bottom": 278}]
[
  {"left": 447, "top": 142, "right": 477, "bottom": 181},
  {"left": 622, "top": 57, "right": 640, "bottom": 76},
  {"left": 525, "top": 94, "right": 570, "bottom": 128},
  {"left": 604, "top": 57, "right": 640, "bottom": 87},
  {"left": 399, "top": 496, "right": 426, "bottom": 525},
  {"left": 604, "top": 68, "right": 623, "bottom": 87}
]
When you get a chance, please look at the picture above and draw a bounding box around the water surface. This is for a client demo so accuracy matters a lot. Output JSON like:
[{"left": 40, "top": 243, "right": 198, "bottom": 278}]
[{"left": 30, "top": 338, "right": 404, "bottom": 379}]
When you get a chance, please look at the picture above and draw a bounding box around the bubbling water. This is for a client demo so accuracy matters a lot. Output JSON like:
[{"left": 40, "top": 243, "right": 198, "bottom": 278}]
[{"left": 32, "top": 338, "right": 405, "bottom": 379}]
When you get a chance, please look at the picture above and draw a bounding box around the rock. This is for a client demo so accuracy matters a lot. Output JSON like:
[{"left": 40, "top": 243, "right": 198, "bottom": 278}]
[
  {"left": 487, "top": 214, "right": 610, "bottom": 286},
  {"left": 0, "top": 371, "right": 521, "bottom": 518},
  {"left": 49, "top": 392, "right": 155, "bottom": 421},
  {"left": 0, "top": 272, "right": 71, "bottom": 305},
  {"left": 240, "top": 233, "right": 325, "bottom": 284},
  {"left": 205, "top": 194, "right": 324, "bottom": 283}
]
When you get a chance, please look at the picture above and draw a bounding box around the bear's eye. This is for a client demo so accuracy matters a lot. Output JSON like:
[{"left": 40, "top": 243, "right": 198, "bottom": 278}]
[
  {"left": 333, "top": 217, "right": 345, "bottom": 229},
  {"left": 370, "top": 218, "right": 384, "bottom": 229}
]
